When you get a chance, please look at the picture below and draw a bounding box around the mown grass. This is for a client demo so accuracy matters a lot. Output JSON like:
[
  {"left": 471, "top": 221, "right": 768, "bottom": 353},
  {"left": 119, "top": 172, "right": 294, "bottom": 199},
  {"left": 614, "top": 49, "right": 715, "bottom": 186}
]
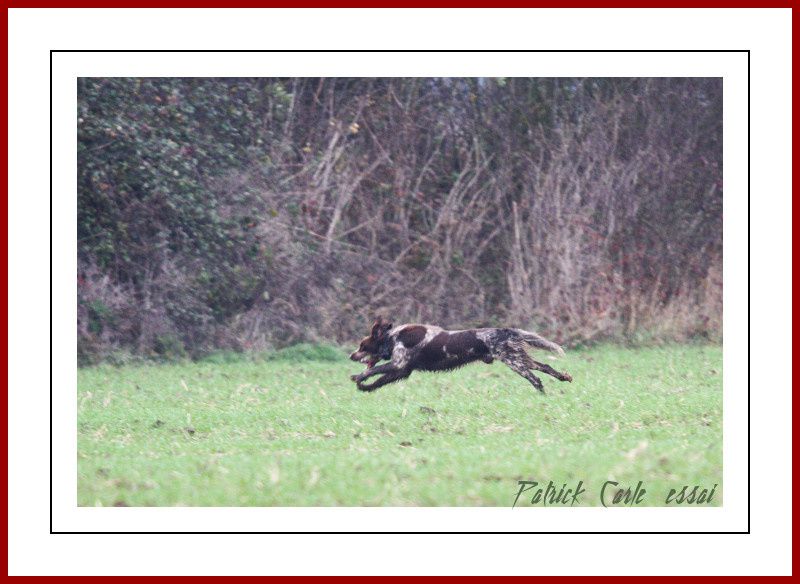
[{"left": 77, "top": 344, "right": 722, "bottom": 507}]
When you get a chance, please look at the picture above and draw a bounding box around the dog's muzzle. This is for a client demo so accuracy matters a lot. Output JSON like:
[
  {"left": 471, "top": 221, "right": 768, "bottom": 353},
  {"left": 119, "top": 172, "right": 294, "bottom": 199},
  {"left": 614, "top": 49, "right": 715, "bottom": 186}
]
[{"left": 350, "top": 351, "right": 378, "bottom": 369}]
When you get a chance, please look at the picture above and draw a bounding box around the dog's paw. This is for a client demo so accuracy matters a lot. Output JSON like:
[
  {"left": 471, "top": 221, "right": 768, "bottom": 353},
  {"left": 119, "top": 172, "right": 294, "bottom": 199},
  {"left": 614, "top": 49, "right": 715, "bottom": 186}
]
[
  {"left": 350, "top": 374, "right": 363, "bottom": 383},
  {"left": 562, "top": 372, "right": 573, "bottom": 382}
]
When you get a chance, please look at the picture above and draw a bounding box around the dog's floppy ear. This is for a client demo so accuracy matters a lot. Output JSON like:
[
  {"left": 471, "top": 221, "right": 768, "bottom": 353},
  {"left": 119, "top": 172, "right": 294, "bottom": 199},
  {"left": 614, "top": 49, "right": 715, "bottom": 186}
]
[{"left": 371, "top": 315, "right": 393, "bottom": 338}]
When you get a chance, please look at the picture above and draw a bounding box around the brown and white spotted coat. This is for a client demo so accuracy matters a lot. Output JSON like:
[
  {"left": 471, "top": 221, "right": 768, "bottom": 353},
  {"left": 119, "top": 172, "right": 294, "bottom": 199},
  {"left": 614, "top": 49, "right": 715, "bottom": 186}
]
[{"left": 349, "top": 316, "right": 572, "bottom": 393}]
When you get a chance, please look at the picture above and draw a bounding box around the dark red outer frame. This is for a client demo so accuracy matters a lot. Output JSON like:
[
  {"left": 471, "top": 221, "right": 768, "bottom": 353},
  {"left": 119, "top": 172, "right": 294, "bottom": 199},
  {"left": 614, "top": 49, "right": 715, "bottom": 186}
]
[
  {"left": 4, "top": 2, "right": 789, "bottom": 577},
  {"left": 4, "top": 1, "right": 797, "bottom": 7}
]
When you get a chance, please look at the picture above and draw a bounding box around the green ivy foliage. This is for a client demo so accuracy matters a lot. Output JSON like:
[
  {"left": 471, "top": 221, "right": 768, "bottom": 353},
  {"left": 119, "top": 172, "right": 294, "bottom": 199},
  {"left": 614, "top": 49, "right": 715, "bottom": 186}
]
[{"left": 78, "top": 79, "right": 288, "bottom": 358}]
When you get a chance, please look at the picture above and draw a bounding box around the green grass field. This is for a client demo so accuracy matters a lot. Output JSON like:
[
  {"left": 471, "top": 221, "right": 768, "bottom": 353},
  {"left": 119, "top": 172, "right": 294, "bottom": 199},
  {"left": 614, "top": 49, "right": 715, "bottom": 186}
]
[{"left": 77, "top": 344, "right": 722, "bottom": 507}]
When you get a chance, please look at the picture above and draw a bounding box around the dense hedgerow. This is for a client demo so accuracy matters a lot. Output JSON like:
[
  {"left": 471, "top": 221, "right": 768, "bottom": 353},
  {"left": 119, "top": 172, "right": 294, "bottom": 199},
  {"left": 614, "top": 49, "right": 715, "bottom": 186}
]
[{"left": 78, "top": 78, "right": 721, "bottom": 364}]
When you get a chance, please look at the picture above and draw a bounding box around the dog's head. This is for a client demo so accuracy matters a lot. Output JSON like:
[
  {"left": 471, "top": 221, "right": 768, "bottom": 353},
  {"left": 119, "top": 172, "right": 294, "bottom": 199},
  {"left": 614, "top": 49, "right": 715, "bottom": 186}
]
[{"left": 349, "top": 315, "right": 393, "bottom": 369}]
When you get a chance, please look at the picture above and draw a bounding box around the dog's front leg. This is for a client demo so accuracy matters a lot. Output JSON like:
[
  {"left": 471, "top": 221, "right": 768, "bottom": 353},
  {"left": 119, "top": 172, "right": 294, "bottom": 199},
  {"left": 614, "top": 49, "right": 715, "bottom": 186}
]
[
  {"left": 351, "top": 362, "right": 398, "bottom": 383},
  {"left": 356, "top": 369, "right": 411, "bottom": 392}
]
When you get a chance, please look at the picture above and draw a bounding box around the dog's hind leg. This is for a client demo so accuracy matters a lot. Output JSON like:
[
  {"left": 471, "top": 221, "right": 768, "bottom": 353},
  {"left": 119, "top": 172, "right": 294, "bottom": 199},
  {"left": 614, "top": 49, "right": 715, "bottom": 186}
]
[
  {"left": 496, "top": 348, "right": 545, "bottom": 392},
  {"left": 531, "top": 360, "right": 573, "bottom": 383}
]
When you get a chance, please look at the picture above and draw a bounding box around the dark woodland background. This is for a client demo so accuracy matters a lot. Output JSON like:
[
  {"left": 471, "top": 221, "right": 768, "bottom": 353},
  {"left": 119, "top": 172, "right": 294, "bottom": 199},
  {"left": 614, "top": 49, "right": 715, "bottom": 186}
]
[{"left": 78, "top": 77, "right": 722, "bottom": 364}]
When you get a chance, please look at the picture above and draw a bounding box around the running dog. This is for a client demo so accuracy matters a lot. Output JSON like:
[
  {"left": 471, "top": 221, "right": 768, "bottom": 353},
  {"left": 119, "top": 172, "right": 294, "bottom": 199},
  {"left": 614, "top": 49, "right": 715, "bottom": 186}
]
[{"left": 349, "top": 316, "right": 572, "bottom": 393}]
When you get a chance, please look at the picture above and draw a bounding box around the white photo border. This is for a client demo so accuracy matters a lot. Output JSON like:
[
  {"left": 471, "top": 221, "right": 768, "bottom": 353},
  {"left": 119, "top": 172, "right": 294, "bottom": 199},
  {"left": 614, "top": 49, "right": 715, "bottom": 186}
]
[{"left": 52, "top": 49, "right": 746, "bottom": 535}]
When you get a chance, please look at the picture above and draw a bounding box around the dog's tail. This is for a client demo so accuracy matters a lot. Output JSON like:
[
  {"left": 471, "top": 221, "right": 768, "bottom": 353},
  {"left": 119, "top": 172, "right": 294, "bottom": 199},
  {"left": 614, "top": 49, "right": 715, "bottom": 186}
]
[{"left": 514, "top": 329, "right": 565, "bottom": 357}]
